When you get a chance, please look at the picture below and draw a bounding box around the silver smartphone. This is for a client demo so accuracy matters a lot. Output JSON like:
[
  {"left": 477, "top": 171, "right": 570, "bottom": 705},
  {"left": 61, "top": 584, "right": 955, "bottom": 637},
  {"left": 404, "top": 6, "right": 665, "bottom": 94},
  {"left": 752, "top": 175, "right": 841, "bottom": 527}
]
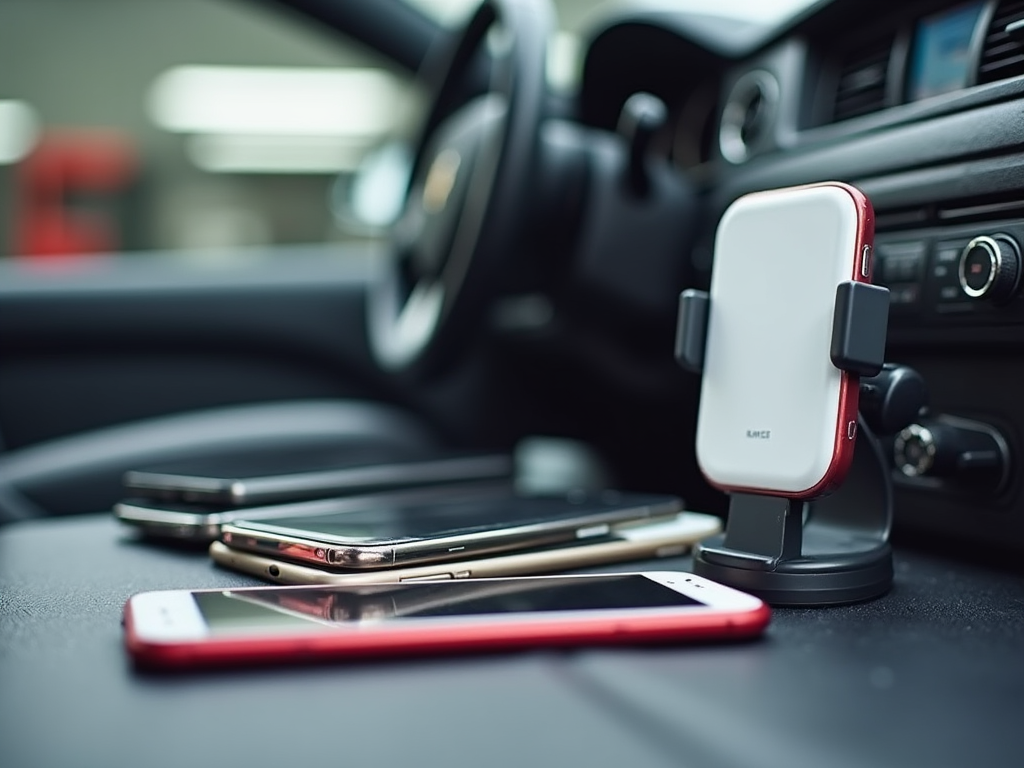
[
  {"left": 116, "top": 482, "right": 509, "bottom": 543},
  {"left": 219, "top": 489, "right": 684, "bottom": 570},
  {"left": 209, "top": 512, "right": 722, "bottom": 586},
  {"left": 122, "top": 446, "right": 513, "bottom": 507}
]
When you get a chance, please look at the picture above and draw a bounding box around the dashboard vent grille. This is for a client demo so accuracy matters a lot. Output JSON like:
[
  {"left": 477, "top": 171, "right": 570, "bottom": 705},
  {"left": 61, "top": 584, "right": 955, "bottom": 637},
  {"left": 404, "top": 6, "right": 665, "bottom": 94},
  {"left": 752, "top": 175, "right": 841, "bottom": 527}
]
[
  {"left": 978, "top": 0, "right": 1024, "bottom": 84},
  {"left": 832, "top": 35, "right": 895, "bottom": 122}
]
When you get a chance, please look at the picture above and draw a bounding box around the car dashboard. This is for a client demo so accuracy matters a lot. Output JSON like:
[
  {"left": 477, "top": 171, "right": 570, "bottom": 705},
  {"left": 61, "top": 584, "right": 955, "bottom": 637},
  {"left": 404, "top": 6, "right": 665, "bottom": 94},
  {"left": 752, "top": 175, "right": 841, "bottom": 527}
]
[
  {"left": 3, "top": 3, "right": 1024, "bottom": 766},
  {"left": 570, "top": 0, "right": 1024, "bottom": 555}
]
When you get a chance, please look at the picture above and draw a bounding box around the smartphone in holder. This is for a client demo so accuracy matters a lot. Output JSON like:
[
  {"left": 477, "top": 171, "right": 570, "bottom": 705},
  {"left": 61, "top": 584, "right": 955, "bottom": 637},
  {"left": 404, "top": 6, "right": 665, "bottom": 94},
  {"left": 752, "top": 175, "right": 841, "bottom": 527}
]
[
  {"left": 123, "top": 447, "right": 513, "bottom": 507},
  {"left": 696, "top": 182, "right": 874, "bottom": 498},
  {"left": 208, "top": 512, "right": 723, "bottom": 585},
  {"left": 218, "top": 490, "right": 683, "bottom": 569},
  {"left": 123, "top": 572, "right": 770, "bottom": 669}
]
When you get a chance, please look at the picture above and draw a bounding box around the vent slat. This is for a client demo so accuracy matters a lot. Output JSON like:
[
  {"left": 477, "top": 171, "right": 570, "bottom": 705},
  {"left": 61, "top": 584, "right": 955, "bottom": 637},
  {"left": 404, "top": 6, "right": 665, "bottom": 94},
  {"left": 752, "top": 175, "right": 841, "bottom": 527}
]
[
  {"left": 978, "top": 0, "right": 1024, "bottom": 84},
  {"left": 832, "top": 36, "right": 894, "bottom": 122}
]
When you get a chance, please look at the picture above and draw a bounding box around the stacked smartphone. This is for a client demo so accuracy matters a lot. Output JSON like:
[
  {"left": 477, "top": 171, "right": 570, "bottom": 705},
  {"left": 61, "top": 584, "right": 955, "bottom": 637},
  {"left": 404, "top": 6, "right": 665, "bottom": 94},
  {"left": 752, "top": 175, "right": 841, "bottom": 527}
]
[
  {"left": 118, "top": 452, "right": 745, "bottom": 669},
  {"left": 117, "top": 447, "right": 744, "bottom": 669},
  {"left": 115, "top": 446, "right": 722, "bottom": 587},
  {"left": 208, "top": 486, "right": 722, "bottom": 585},
  {"left": 115, "top": 445, "right": 515, "bottom": 541}
]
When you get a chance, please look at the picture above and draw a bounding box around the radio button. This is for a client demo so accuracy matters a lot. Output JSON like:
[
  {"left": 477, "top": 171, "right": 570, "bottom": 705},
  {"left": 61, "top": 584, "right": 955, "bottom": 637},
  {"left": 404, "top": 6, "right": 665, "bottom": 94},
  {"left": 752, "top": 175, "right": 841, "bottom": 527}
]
[
  {"left": 876, "top": 241, "right": 925, "bottom": 283},
  {"left": 939, "top": 286, "right": 961, "bottom": 301},
  {"left": 889, "top": 285, "right": 920, "bottom": 306}
]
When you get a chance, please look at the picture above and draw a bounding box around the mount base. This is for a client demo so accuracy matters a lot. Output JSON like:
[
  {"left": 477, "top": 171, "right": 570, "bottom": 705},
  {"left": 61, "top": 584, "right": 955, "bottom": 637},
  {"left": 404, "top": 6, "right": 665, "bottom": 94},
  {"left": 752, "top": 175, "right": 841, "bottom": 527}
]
[
  {"left": 692, "top": 417, "right": 894, "bottom": 606},
  {"left": 694, "top": 537, "right": 893, "bottom": 606}
]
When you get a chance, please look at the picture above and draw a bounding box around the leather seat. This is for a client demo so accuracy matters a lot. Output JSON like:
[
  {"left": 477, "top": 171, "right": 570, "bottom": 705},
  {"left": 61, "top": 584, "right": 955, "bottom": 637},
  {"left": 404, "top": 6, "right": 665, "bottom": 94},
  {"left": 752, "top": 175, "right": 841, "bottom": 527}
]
[{"left": 0, "top": 399, "right": 439, "bottom": 523}]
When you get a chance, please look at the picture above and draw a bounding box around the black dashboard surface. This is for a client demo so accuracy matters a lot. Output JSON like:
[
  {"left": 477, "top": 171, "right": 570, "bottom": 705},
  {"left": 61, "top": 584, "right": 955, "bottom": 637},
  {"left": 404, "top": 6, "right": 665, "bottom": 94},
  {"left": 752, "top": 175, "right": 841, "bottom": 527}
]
[{"left": 2, "top": 513, "right": 1023, "bottom": 768}]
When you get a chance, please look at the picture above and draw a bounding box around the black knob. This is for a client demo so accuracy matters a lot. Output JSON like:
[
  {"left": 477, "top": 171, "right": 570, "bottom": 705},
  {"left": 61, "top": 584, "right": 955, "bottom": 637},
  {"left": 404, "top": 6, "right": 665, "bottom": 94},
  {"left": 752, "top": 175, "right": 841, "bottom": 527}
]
[
  {"left": 616, "top": 92, "right": 667, "bottom": 197},
  {"left": 859, "top": 364, "right": 927, "bottom": 436},
  {"left": 958, "top": 234, "right": 1021, "bottom": 302},
  {"left": 894, "top": 418, "right": 1009, "bottom": 492}
]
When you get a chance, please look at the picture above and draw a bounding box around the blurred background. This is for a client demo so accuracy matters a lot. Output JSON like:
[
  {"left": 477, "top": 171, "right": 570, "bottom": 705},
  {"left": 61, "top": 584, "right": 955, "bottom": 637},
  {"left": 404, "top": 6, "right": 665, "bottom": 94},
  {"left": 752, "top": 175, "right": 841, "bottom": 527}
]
[
  {"left": 0, "top": 0, "right": 598, "bottom": 261},
  {"left": 0, "top": 0, "right": 807, "bottom": 262}
]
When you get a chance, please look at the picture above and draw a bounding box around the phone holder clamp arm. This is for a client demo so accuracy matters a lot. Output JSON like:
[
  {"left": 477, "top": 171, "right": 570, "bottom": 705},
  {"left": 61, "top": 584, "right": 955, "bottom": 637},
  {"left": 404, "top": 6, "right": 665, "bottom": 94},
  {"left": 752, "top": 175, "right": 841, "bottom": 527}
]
[
  {"left": 676, "top": 281, "right": 890, "bottom": 377},
  {"left": 674, "top": 283, "right": 925, "bottom": 606}
]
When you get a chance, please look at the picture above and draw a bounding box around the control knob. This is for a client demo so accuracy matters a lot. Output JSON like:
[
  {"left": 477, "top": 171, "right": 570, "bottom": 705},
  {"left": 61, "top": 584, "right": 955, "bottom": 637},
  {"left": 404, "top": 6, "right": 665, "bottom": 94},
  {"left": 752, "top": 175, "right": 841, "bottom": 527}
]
[
  {"left": 894, "top": 417, "right": 1010, "bottom": 493},
  {"left": 958, "top": 234, "right": 1021, "bottom": 302}
]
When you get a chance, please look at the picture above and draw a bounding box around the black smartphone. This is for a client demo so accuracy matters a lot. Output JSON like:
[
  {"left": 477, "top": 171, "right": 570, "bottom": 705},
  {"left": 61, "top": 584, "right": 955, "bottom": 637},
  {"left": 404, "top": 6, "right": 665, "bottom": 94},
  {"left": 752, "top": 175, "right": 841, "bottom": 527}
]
[
  {"left": 116, "top": 482, "right": 510, "bottom": 543},
  {"left": 218, "top": 488, "right": 683, "bottom": 570},
  {"left": 123, "top": 445, "right": 512, "bottom": 507}
]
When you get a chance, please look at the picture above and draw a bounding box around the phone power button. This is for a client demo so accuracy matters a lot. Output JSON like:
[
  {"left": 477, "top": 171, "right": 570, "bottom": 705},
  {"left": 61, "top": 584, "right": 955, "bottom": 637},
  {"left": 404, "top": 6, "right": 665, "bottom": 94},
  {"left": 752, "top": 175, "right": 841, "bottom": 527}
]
[{"left": 861, "top": 245, "right": 872, "bottom": 278}]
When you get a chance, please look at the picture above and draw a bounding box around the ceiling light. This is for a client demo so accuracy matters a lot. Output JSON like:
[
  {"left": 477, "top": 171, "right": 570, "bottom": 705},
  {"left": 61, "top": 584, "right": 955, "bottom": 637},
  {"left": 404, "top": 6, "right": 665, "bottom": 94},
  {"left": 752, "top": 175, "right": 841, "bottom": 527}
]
[
  {"left": 148, "top": 66, "right": 400, "bottom": 137},
  {"left": 186, "top": 134, "right": 370, "bottom": 174}
]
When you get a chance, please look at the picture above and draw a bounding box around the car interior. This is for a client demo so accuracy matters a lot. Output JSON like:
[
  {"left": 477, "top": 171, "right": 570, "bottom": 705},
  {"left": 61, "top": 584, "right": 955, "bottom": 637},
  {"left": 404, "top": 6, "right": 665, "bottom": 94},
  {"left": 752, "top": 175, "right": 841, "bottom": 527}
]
[{"left": 3, "top": 0, "right": 1024, "bottom": 765}]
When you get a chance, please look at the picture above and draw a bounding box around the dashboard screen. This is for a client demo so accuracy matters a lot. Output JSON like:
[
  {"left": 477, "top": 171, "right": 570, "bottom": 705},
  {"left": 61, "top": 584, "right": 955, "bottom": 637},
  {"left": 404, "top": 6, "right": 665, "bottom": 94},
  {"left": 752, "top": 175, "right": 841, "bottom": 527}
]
[{"left": 907, "top": 2, "right": 985, "bottom": 101}]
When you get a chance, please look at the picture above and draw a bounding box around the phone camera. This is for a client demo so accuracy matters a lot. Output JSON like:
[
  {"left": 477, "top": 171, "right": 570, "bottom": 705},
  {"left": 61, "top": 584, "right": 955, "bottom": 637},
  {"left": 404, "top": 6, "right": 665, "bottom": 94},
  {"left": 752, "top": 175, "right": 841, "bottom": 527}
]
[{"left": 268, "top": 565, "right": 280, "bottom": 578}]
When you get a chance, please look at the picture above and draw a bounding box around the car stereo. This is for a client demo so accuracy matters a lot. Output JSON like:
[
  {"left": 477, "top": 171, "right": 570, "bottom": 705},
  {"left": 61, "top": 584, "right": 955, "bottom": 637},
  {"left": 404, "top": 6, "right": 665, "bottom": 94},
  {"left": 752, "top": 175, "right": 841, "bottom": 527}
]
[{"left": 875, "top": 218, "right": 1024, "bottom": 333}]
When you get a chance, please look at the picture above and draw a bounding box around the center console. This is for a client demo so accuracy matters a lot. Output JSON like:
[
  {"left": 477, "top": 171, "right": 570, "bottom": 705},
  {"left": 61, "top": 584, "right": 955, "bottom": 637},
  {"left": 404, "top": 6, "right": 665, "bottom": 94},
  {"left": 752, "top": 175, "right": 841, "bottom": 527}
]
[{"left": 873, "top": 214, "right": 1024, "bottom": 550}]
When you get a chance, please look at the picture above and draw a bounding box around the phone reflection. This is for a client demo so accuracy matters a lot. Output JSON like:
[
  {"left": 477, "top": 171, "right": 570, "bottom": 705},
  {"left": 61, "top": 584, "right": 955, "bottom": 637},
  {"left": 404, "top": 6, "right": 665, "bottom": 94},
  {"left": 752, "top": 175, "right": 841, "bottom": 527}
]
[{"left": 195, "top": 576, "right": 701, "bottom": 635}]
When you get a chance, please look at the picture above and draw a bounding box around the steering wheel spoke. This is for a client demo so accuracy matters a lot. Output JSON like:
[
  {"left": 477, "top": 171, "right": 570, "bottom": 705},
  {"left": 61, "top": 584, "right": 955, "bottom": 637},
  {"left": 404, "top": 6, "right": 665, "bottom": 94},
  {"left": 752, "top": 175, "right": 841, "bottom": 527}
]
[{"left": 367, "top": 0, "right": 552, "bottom": 377}]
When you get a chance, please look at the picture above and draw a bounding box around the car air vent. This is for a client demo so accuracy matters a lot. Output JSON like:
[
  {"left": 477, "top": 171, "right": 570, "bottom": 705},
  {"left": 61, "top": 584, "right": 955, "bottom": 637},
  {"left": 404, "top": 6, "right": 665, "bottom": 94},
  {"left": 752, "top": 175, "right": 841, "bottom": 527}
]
[
  {"left": 719, "top": 70, "right": 779, "bottom": 164},
  {"left": 831, "top": 35, "right": 895, "bottom": 122},
  {"left": 978, "top": 0, "right": 1024, "bottom": 84}
]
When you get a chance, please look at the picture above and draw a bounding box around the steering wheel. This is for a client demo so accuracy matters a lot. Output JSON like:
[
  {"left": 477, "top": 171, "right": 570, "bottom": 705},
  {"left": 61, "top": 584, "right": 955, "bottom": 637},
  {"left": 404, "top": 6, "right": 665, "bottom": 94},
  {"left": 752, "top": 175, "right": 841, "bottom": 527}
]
[{"left": 367, "top": 0, "right": 552, "bottom": 377}]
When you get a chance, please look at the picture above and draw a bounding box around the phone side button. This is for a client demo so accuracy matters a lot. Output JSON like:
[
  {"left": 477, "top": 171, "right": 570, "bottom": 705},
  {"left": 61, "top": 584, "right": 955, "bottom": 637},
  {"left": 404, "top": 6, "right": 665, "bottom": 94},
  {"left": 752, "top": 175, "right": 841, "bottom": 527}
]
[
  {"left": 454, "top": 570, "right": 472, "bottom": 579},
  {"left": 400, "top": 573, "right": 454, "bottom": 582},
  {"left": 576, "top": 524, "right": 611, "bottom": 539}
]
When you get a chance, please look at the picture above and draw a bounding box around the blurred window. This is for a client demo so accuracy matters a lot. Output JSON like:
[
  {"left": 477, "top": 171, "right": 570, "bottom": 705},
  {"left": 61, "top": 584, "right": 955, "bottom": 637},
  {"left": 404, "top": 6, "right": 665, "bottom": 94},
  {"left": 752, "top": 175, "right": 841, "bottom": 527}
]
[{"left": 0, "top": 0, "right": 423, "bottom": 259}]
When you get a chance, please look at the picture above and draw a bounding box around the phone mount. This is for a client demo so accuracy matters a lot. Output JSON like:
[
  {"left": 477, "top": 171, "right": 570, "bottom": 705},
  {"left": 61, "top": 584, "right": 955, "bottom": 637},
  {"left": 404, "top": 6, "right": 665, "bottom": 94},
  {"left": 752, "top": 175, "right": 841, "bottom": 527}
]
[{"left": 676, "top": 284, "right": 926, "bottom": 605}]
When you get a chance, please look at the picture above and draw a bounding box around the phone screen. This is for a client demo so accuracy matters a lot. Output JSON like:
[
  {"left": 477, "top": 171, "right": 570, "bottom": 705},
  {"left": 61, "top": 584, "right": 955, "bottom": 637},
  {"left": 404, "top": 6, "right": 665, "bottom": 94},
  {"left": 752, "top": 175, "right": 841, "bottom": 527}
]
[
  {"left": 192, "top": 576, "right": 705, "bottom": 634},
  {"left": 226, "top": 492, "right": 677, "bottom": 546}
]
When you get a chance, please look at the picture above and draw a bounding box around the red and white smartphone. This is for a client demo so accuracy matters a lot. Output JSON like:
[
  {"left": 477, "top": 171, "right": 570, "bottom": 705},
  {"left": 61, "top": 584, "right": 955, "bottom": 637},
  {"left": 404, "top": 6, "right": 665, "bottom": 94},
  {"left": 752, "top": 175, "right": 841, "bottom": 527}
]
[
  {"left": 696, "top": 182, "right": 874, "bottom": 498},
  {"left": 123, "top": 572, "right": 769, "bottom": 669}
]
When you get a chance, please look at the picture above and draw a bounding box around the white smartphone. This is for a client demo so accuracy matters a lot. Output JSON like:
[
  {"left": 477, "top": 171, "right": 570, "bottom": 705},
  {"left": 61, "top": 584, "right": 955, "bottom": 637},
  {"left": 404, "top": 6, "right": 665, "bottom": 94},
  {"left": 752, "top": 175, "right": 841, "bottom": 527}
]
[
  {"left": 123, "top": 572, "right": 770, "bottom": 669},
  {"left": 696, "top": 182, "right": 874, "bottom": 497},
  {"left": 208, "top": 512, "right": 722, "bottom": 585}
]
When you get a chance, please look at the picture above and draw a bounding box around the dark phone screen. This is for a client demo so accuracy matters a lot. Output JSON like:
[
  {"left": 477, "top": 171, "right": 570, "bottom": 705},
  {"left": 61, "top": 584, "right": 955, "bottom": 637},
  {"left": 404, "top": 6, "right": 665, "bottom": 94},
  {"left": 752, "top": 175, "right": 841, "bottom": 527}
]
[
  {"left": 131, "top": 444, "right": 445, "bottom": 480},
  {"left": 193, "top": 575, "right": 703, "bottom": 635},
  {"left": 229, "top": 492, "right": 675, "bottom": 546}
]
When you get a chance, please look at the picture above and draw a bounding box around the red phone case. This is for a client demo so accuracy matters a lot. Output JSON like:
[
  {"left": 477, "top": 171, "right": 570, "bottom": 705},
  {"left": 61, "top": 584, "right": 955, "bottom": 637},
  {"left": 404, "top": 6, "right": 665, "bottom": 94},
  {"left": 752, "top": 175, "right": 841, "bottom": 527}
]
[
  {"left": 123, "top": 599, "right": 771, "bottom": 669},
  {"left": 697, "top": 182, "right": 875, "bottom": 499}
]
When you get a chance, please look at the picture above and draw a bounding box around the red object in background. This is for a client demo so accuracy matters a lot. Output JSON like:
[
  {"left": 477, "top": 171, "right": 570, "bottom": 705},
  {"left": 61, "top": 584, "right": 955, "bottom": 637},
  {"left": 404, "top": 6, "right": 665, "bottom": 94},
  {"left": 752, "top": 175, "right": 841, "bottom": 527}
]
[{"left": 15, "top": 130, "right": 137, "bottom": 258}]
